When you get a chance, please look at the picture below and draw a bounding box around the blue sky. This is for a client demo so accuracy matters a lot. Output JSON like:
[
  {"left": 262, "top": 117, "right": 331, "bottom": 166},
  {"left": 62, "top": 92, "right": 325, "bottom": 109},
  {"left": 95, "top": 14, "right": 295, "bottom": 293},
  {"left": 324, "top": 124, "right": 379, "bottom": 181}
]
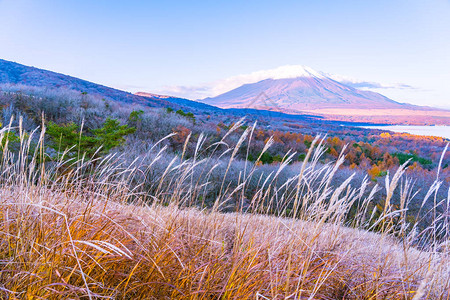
[{"left": 1, "top": 0, "right": 450, "bottom": 107}]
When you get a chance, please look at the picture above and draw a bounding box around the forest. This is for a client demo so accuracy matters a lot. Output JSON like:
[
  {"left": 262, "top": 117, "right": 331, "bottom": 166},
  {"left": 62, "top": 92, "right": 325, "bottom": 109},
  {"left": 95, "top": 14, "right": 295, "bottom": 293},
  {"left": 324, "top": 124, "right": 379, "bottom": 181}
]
[{"left": 0, "top": 85, "right": 448, "bottom": 218}]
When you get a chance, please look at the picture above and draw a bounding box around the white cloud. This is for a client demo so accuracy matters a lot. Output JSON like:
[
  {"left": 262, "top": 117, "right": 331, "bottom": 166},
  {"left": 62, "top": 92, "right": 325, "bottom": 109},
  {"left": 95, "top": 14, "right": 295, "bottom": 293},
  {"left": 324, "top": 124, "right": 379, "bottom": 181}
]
[
  {"left": 155, "top": 65, "right": 415, "bottom": 100},
  {"left": 324, "top": 73, "right": 415, "bottom": 90}
]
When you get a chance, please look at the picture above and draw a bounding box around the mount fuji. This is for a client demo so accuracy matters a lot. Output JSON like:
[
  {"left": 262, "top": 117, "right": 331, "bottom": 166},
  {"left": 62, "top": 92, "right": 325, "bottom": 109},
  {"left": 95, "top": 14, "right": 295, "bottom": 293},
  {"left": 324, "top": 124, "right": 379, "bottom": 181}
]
[
  {"left": 200, "top": 66, "right": 414, "bottom": 112},
  {"left": 199, "top": 66, "right": 450, "bottom": 124}
]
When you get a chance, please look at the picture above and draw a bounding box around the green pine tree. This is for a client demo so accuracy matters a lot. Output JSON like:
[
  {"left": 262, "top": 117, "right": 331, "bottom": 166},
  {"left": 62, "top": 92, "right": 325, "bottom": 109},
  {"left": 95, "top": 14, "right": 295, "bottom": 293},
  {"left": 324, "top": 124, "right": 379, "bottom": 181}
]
[{"left": 46, "top": 118, "right": 135, "bottom": 159}]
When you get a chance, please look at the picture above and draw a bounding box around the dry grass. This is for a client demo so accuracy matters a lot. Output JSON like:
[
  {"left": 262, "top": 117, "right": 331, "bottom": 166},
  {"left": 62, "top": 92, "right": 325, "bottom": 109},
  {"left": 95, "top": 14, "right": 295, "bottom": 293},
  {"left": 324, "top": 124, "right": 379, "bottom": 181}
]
[{"left": 0, "top": 118, "right": 449, "bottom": 299}]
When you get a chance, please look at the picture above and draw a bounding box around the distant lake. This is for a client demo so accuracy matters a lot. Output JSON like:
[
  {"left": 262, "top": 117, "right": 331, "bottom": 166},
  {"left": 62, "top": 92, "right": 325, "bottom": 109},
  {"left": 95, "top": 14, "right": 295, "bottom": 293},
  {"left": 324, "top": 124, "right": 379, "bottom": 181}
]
[{"left": 358, "top": 125, "right": 450, "bottom": 140}]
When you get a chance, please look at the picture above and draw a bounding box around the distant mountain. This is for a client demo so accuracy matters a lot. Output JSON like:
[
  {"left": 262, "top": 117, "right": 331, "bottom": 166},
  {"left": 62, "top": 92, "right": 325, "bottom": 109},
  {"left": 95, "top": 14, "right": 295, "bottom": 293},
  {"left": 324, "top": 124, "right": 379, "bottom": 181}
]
[
  {"left": 200, "top": 66, "right": 450, "bottom": 125},
  {"left": 201, "top": 66, "right": 418, "bottom": 112},
  {"left": 2, "top": 59, "right": 448, "bottom": 125},
  {"left": 135, "top": 91, "right": 222, "bottom": 112}
]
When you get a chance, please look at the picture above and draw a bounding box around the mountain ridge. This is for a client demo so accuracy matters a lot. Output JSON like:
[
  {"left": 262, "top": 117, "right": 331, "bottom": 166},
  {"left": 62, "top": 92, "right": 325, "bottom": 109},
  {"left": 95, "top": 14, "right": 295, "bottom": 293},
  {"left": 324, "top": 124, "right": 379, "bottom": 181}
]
[{"left": 0, "top": 59, "right": 222, "bottom": 112}]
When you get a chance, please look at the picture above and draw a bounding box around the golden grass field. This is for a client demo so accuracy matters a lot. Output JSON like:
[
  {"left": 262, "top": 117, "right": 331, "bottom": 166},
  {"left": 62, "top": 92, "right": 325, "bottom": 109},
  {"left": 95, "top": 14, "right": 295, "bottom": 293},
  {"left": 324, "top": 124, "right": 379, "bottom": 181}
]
[{"left": 0, "top": 120, "right": 449, "bottom": 299}]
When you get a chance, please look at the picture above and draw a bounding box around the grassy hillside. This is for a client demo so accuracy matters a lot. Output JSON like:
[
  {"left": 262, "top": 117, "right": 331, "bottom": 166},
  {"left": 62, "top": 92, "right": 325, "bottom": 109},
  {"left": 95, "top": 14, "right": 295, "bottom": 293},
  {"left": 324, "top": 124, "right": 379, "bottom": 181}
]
[{"left": 0, "top": 120, "right": 449, "bottom": 299}]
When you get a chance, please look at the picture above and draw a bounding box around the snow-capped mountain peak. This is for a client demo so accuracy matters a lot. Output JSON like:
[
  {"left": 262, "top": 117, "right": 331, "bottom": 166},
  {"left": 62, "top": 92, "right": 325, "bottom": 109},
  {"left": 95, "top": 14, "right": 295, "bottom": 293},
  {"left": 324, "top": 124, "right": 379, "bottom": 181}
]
[
  {"left": 259, "top": 65, "right": 325, "bottom": 80},
  {"left": 200, "top": 69, "right": 416, "bottom": 112}
]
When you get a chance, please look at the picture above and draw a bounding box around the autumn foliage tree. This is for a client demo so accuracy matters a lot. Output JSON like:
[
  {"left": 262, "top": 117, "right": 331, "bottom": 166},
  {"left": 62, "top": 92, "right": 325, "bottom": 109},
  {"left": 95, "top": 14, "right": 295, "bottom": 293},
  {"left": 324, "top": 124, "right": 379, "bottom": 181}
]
[{"left": 172, "top": 125, "right": 191, "bottom": 145}]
